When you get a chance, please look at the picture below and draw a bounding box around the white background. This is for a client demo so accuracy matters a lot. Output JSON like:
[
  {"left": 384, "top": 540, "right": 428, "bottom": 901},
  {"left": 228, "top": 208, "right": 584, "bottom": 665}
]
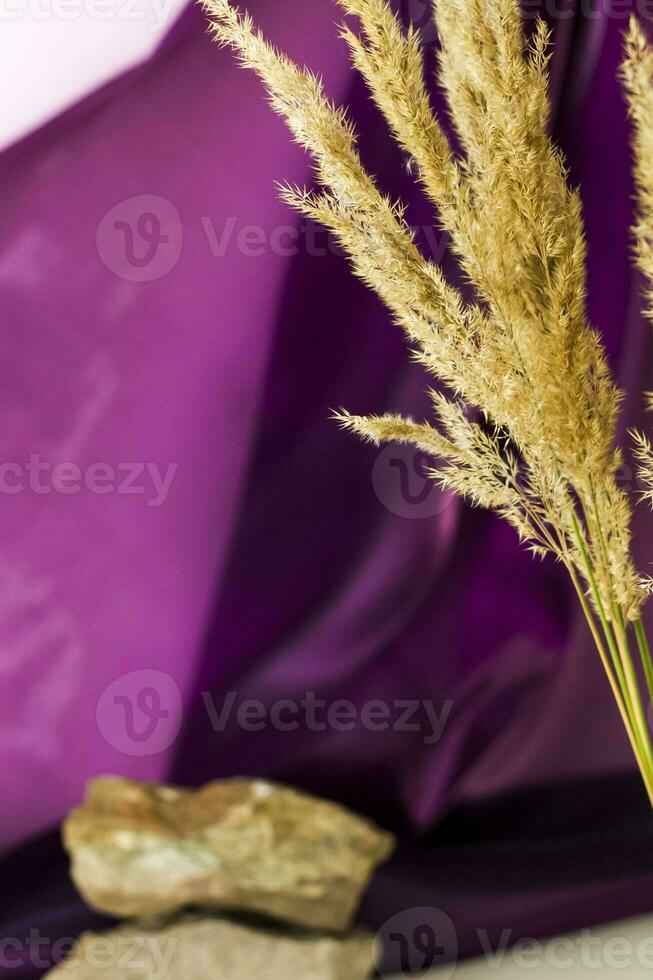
[{"left": 0, "top": 0, "right": 187, "bottom": 151}]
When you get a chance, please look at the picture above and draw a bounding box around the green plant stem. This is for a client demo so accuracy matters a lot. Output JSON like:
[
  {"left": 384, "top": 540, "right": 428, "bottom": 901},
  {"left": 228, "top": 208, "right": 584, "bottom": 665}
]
[
  {"left": 582, "top": 495, "right": 651, "bottom": 750},
  {"left": 635, "top": 617, "right": 653, "bottom": 703},
  {"left": 566, "top": 564, "right": 642, "bottom": 757},
  {"left": 613, "top": 616, "right": 653, "bottom": 771},
  {"left": 571, "top": 516, "right": 637, "bottom": 717},
  {"left": 569, "top": 512, "right": 653, "bottom": 805}
]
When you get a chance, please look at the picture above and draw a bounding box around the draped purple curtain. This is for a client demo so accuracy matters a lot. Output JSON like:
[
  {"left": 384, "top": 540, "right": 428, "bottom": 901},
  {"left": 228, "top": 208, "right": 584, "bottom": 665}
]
[{"left": 2, "top": 1, "right": 653, "bottom": 975}]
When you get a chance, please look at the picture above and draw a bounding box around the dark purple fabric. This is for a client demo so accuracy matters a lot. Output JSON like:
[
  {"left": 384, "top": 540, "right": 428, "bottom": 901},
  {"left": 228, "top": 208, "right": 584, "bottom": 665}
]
[{"left": 2, "top": 0, "right": 653, "bottom": 972}]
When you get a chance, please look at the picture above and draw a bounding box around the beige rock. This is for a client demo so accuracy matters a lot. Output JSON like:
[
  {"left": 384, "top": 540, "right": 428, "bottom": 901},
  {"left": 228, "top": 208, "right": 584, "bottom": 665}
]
[
  {"left": 63, "top": 777, "right": 394, "bottom": 930},
  {"left": 44, "top": 916, "right": 377, "bottom": 980}
]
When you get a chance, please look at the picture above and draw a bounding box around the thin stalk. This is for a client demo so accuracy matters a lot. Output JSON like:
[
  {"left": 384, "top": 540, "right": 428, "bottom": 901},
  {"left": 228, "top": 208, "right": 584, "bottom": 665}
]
[
  {"left": 571, "top": 515, "right": 636, "bottom": 717},
  {"left": 635, "top": 617, "right": 653, "bottom": 703},
  {"left": 566, "top": 567, "right": 653, "bottom": 803},
  {"left": 571, "top": 513, "right": 653, "bottom": 796},
  {"left": 540, "top": 508, "right": 637, "bottom": 735},
  {"left": 582, "top": 495, "right": 653, "bottom": 775},
  {"left": 566, "top": 563, "right": 640, "bottom": 753},
  {"left": 613, "top": 615, "right": 653, "bottom": 773}
]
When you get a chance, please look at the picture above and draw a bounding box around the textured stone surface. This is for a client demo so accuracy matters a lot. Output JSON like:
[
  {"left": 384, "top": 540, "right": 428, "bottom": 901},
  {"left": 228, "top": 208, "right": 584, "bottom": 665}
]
[
  {"left": 44, "top": 916, "right": 377, "bottom": 980},
  {"left": 63, "top": 777, "right": 394, "bottom": 930}
]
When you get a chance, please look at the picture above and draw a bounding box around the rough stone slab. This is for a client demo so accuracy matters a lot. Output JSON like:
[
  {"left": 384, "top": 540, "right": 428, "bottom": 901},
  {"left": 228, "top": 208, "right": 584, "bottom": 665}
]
[
  {"left": 44, "top": 916, "right": 377, "bottom": 980},
  {"left": 63, "top": 777, "right": 394, "bottom": 930}
]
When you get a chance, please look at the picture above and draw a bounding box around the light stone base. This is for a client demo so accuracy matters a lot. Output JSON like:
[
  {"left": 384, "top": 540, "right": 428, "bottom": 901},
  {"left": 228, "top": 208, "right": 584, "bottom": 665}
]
[
  {"left": 64, "top": 777, "right": 394, "bottom": 931},
  {"left": 44, "top": 916, "right": 377, "bottom": 980}
]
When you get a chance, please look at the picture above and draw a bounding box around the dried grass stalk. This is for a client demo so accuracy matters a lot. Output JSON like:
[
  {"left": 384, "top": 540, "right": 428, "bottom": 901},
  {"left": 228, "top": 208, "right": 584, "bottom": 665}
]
[{"left": 205, "top": 0, "right": 653, "bottom": 802}]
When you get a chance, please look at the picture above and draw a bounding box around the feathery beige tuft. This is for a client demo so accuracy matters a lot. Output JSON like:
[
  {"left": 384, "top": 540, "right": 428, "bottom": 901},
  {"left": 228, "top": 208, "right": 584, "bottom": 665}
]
[
  {"left": 204, "top": 0, "right": 653, "bottom": 802},
  {"left": 205, "top": 0, "right": 639, "bottom": 620},
  {"left": 623, "top": 17, "right": 653, "bottom": 341}
]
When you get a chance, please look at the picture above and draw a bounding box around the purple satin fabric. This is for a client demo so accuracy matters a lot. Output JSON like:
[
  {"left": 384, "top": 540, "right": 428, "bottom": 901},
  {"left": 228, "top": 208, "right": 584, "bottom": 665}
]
[{"left": 2, "top": 0, "right": 653, "bottom": 971}]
